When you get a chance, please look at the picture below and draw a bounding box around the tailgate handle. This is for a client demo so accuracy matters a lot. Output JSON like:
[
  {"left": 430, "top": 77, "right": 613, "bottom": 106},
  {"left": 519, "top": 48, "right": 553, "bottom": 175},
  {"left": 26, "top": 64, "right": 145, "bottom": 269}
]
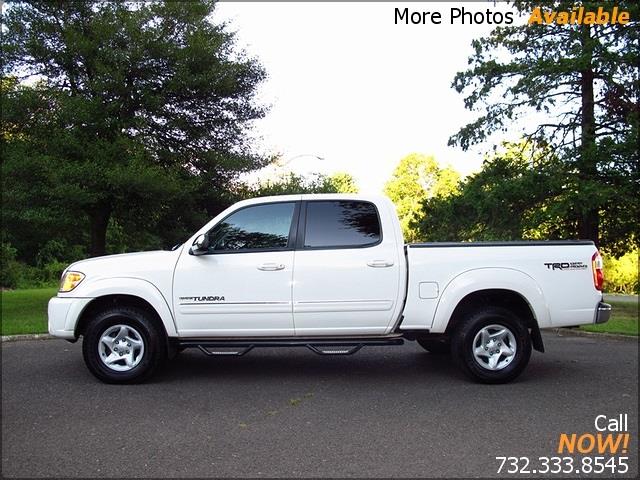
[
  {"left": 367, "top": 260, "right": 394, "bottom": 268},
  {"left": 257, "top": 263, "right": 285, "bottom": 271}
]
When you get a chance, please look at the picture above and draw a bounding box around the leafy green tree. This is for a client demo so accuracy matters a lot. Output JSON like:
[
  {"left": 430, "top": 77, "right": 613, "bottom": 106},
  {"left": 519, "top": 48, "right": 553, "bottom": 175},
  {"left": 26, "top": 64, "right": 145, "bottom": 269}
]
[
  {"left": 1, "top": 242, "right": 21, "bottom": 289},
  {"left": 2, "top": 1, "right": 267, "bottom": 257},
  {"left": 602, "top": 249, "right": 639, "bottom": 294},
  {"left": 384, "top": 153, "right": 460, "bottom": 242},
  {"left": 247, "top": 172, "right": 359, "bottom": 197},
  {"left": 327, "top": 172, "right": 359, "bottom": 193},
  {"left": 449, "top": 1, "right": 639, "bottom": 250},
  {"left": 418, "top": 141, "right": 570, "bottom": 241},
  {"left": 1, "top": 79, "right": 87, "bottom": 260}
]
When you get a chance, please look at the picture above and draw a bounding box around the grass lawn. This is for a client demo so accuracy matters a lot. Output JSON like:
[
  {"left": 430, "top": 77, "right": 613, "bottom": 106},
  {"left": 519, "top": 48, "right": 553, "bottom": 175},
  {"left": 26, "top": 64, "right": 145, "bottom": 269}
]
[
  {"left": 1, "top": 288, "right": 57, "bottom": 335},
  {"left": 580, "top": 300, "right": 638, "bottom": 336},
  {"left": 1, "top": 288, "right": 638, "bottom": 336}
]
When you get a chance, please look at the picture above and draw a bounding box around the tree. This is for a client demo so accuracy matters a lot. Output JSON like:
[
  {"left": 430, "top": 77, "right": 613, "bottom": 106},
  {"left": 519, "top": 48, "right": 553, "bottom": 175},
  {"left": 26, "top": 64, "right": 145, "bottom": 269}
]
[
  {"left": 384, "top": 153, "right": 460, "bottom": 242},
  {"left": 1, "top": 79, "right": 88, "bottom": 260},
  {"left": 2, "top": 1, "right": 267, "bottom": 257},
  {"left": 326, "top": 172, "right": 359, "bottom": 193},
  {"left": 418, "top": 141, "right": 570, "bottom": 242},
  {"left": 449, "top": 1, "right": 639, "bottom": 249},
  {"left": 247, "top": 171, "right": 359, "bottom": 197}
]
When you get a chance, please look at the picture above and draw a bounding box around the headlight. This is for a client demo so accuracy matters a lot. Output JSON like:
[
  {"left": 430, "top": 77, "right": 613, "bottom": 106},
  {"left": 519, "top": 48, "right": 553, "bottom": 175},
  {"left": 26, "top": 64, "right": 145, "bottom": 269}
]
[{"left": 59, "top": 271, "right": 85, "bottom": 292}]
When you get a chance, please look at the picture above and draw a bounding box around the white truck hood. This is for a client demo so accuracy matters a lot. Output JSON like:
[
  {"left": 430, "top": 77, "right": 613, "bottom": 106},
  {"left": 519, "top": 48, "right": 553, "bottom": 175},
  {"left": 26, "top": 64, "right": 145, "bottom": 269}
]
[{"left": 66, "top": 249, "right": 181, "bottom": 283}]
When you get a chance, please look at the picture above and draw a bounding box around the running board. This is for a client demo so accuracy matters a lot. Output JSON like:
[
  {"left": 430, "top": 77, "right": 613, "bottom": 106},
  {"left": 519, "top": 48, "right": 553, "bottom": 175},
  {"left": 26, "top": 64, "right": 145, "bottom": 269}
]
[
  {"left": 197, "top": 345, "right": 254, "bottom": 357},
  {"left": 179, "top": 336, "right": 404, "bottom": 357}
]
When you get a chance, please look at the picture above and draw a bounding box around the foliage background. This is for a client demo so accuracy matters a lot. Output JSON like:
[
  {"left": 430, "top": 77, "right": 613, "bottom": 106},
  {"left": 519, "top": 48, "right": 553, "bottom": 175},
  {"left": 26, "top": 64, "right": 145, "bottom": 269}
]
[{"left": 1, "top": 1, "right": 638, "bottom": 294}]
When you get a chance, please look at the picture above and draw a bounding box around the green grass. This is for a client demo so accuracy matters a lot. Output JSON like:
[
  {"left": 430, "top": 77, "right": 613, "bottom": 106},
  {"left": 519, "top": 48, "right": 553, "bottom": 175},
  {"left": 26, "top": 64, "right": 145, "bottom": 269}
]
[
  {"left": 580, "top": 301, "right": 638, "bottom": 336},
  {"left": 0, "top": 288, "right": 638, "bottom": 337},
  {"left": 1, "top": 288, "right": 57, "bottom": 335}
]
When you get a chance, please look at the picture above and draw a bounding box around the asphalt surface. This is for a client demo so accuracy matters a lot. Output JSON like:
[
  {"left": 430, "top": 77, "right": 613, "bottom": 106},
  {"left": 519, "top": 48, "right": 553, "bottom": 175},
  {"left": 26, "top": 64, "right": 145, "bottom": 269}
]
[{"left": 2, "top": 333, "right": 638, "bottom": 478}]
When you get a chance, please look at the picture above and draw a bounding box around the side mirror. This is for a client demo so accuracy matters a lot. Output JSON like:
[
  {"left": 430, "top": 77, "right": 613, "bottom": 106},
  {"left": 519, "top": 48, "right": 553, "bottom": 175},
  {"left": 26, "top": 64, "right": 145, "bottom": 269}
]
[{"left": 189, "top": 234, "right": 210, "bottom": 256}]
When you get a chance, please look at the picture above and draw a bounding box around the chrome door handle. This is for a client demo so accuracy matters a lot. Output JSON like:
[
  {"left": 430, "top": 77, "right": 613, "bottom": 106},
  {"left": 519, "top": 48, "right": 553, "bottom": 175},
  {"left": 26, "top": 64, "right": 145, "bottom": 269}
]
[
  {"left": 257, "top": 263, "right": 285, "bottom": 271},
  {"left": 367, "top": 260, "right": 394, "bottom": 268}
]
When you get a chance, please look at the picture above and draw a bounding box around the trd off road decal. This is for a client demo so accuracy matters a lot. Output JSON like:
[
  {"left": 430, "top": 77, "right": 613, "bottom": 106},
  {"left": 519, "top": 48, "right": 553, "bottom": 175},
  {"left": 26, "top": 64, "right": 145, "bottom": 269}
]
[
  {"left": 179, "top": 296, "right": 226, "bottom": 303},
  {"left": 544, "top": 262, "right": 588, "bottom": 271}
]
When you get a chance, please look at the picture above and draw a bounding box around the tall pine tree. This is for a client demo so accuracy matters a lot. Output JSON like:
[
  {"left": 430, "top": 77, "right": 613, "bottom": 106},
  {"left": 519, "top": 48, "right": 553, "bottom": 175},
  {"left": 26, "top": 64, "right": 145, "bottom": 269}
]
[{"left": 449, "top": 1, "right": 638, "bottom": 249}]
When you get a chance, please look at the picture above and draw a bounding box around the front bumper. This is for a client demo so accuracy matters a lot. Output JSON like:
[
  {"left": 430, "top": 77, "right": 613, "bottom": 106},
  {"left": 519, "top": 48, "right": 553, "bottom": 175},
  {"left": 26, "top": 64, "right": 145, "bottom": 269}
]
[
  {"left": 48, "top": 296, "right": 93, "bottom": 340},
  {"left": 595, "top": 302, "right": 612, "bottom": 324}
]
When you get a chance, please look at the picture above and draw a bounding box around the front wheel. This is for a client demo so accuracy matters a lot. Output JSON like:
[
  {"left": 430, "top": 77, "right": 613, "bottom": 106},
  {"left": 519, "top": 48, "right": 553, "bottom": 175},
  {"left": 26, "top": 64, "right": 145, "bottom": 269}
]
[
  {"left": 451, "top": 307, "right": 532, "bottom": 384},
  {"left": 82, "top": 307, "right": 165, "bottom": 384}
]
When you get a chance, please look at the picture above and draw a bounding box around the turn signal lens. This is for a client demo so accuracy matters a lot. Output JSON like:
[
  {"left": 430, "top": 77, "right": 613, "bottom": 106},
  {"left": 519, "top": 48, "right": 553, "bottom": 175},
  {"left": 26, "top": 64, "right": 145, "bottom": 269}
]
[
  {"left": 591, "top": 251, "right": 604, "bottom": 291},
  {"left": 59, "top": 271, "right": 85, "bottom": 292}
]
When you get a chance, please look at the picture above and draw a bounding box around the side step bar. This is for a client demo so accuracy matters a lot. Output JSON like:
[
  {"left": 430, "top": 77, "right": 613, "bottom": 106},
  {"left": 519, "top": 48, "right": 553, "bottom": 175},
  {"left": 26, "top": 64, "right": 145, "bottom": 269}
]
[{"left": 178, "top": 336, "right": 404, "bottom": 357}]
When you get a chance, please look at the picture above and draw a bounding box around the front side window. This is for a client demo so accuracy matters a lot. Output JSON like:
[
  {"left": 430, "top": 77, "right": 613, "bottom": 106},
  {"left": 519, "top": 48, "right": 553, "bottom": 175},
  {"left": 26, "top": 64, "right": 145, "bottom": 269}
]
[
  {"left": 207, "top": 202, "right": 295, "bottom": 252},
  {"left": 304, "top": 201, "right": 381, "bottom": 248}
]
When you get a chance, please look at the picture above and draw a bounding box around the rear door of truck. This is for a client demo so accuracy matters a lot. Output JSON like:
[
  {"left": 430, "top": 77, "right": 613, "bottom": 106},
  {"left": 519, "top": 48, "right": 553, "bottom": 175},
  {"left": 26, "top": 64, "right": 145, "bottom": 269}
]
[{"left": 292, "top": 199, "right": 402, "bottom": 336}]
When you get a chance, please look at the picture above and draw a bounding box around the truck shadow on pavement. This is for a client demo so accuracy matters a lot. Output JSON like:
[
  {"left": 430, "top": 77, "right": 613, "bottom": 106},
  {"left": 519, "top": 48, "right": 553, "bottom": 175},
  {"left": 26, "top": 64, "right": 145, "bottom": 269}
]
[{"left": 152, "top": 344, "right": 560, "bottom": 386}]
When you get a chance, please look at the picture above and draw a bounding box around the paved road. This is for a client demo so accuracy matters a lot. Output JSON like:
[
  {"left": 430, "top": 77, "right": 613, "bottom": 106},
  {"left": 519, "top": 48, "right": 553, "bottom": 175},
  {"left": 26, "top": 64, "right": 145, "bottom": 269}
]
[{"left": 2, "top": 333, "right": 637, "bottom": 478}]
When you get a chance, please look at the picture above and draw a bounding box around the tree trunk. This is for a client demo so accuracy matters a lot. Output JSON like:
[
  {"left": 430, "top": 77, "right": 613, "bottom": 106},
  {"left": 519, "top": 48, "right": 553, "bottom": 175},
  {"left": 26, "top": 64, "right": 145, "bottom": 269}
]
[
  {"left": 89, "top": 203, "right": 112, "bottom": 257},
  {"left": 578, "top": 24, "right": 600, "bottom": 246}
]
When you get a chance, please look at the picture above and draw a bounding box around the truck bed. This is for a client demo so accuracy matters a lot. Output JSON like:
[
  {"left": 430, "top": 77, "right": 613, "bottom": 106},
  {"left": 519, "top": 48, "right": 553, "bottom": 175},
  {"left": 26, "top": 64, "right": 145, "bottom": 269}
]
[{"left": 400, "top": 240, "right": 602, "bottom": 333}]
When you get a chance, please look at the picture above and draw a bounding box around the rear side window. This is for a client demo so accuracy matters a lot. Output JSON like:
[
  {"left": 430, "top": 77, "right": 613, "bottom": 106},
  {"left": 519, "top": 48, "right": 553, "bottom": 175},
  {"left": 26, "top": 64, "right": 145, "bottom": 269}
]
[
  {"left": 207, "top": 202, "right": 295, "bottom": 252},
  {"left": 304, "top": 201, "right": 381, "bottom": 248}
]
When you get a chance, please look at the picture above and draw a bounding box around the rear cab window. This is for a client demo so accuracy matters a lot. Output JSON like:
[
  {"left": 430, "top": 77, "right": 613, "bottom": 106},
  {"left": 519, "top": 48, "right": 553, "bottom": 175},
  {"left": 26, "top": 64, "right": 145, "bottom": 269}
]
[{"left": 303, "top": 200, "right": 381, "bottom": 248}]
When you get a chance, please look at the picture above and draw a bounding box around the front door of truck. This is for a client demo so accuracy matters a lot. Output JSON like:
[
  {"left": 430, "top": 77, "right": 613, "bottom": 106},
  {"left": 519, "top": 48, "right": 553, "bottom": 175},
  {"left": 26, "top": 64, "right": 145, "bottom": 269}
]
[{"left": 173, "top": 201, "right": 298, "bottom": 337}]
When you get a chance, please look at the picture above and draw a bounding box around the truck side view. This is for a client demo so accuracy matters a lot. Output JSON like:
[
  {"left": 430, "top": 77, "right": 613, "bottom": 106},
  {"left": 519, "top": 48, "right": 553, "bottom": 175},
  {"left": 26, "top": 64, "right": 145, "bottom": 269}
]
[{"left": 48, "top": 194, "right": 611, "bottom": 384}]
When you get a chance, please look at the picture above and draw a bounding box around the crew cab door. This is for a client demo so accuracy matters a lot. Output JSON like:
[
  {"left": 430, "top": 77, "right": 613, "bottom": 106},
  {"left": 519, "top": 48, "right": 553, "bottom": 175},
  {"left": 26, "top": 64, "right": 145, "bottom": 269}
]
[
  {"left": 173, "top": 201, "right": 298, "bottom": 336},
  {"left": 292, "top": 200, "right": 402, "bottom": 335}
]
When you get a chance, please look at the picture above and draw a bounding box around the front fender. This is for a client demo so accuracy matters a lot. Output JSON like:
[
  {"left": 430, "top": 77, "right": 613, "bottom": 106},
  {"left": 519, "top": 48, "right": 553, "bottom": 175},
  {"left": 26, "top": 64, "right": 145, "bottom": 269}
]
[
  {"left": 430, "top": 268, "right": 550, "bottom": 333},
  {"left": 65, "top": 277, "right": 178, "bottom": 337}
]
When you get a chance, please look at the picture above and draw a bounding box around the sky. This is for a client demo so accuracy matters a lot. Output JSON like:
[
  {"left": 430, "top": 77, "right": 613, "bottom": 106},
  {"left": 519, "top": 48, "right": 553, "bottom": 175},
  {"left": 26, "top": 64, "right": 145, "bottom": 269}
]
[{"left": 214, "top": 1, "right": 523, "bottom": 192}]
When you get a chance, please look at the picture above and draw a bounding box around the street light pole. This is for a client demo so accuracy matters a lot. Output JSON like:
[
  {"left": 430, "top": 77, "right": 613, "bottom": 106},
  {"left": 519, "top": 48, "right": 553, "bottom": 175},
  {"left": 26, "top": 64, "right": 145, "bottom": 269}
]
[{"left": 276, "top": 153, "right": 325, "bottom": 167}]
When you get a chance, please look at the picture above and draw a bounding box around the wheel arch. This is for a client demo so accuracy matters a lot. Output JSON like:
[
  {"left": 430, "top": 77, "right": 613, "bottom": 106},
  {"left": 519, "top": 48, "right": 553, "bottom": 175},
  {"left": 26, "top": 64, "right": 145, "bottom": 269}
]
[
  {"left": 72, "top": 278, "right": 178, "bottom": 339},
  {"left": 432, "top": 269, "right": 549, "bottom": 352},
  {"left": 444, "top": 289, "right": 544, "bottom": 352},
  {"left": 76, "top": 294, "right": 164, "bottom": 335}
]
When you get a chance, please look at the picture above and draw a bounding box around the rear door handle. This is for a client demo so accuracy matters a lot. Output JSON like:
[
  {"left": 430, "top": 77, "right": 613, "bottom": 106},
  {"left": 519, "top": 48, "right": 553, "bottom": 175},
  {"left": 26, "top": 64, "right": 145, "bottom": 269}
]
[
  {"left": 367, "top": 260, "right": 394, "bottom": 268},
  {"left": 257, "top": 263, "right": 285, "bottom": 271}
]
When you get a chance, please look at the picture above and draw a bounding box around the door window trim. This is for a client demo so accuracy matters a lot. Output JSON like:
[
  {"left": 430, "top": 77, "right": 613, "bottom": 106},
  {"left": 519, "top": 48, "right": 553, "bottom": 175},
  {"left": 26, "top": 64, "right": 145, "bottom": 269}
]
[
  {"left": 197, "top": 201, "right": 301, "bottom": 255},
  {"left": 296, "top": 200, "right": 383, "bottom": 251}
]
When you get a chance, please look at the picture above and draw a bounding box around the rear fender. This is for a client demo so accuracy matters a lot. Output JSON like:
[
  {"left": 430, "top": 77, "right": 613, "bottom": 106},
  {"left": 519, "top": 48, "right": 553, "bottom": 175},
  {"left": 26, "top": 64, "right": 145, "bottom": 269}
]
[{"left": 430, "top": 268, "right": 550, "bottom": 334}]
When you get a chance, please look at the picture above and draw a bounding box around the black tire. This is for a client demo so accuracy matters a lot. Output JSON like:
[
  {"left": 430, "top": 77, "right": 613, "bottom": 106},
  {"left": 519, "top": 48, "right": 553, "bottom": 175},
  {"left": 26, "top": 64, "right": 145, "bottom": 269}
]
[
  {"left": 417, "top": 337, "right": 450, "bottom": 354},
  {"left": 82, "top": 307, "right": 166, "bottom": 384},
  {"left": 451, "top": 307, "right": 532, "bottom": 384}
]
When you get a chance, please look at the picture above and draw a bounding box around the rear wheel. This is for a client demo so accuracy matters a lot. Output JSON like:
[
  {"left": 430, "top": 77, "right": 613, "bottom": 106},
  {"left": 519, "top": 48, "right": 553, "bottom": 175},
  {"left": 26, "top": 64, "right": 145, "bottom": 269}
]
[
  {"left": 82, "top": 307, "right": 165, "bottom": 384},
  {"left": 451, "top": 307, "right": 531, "bottom": 384}
]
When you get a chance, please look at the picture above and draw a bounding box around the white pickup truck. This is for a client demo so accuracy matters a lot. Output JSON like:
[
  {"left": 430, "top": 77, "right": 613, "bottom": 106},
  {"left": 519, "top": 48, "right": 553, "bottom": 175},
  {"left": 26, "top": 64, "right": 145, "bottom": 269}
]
[{"left": 48, "top": 194, "right": 610, "bottom": 384}]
